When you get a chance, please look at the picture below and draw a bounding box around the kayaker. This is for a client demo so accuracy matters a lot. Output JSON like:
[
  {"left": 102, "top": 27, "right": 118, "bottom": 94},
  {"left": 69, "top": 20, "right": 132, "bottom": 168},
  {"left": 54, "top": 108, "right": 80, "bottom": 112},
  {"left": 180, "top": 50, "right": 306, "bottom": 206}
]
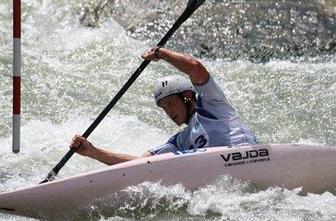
[{"left": 70, "top": 47, "right": 258, "bottom": 165}]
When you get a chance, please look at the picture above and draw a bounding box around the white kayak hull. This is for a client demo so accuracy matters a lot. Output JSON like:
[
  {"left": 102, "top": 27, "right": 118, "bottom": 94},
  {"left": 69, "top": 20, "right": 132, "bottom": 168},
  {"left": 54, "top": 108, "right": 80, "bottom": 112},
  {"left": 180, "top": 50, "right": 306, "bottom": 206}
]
[{"left": 1, "top": 144, "right": 336, "bottom": 219}]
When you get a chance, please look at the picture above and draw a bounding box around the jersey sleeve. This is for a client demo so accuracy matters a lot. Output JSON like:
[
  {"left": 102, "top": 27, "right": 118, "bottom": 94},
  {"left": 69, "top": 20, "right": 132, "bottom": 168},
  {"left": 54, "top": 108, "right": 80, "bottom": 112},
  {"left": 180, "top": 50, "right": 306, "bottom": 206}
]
[
  {"left": 194, "top": 76, "right": 228, "bottom": 104},
  {"left": 194, "top": 76, "right": 237, "bottom": 118},
  {"left": 148, "top": 133, "right": 180, "bottom": 155},
  {"left": 148, "top": 142, "right": 176, "bottom": 155}
]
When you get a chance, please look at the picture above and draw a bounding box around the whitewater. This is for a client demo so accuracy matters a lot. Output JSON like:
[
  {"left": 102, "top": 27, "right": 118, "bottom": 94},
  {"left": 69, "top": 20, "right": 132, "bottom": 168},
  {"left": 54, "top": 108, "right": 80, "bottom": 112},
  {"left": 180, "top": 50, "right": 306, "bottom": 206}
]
[{"left": 0, "top": 0, "right": 335, "bottom": 220}]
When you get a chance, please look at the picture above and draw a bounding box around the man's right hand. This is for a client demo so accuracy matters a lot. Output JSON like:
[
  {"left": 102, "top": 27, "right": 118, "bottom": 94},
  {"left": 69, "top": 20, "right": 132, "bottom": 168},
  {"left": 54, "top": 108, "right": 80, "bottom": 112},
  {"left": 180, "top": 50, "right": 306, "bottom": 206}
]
[{"left": 70, "top": 135, "right": 95, "bottom": 157}]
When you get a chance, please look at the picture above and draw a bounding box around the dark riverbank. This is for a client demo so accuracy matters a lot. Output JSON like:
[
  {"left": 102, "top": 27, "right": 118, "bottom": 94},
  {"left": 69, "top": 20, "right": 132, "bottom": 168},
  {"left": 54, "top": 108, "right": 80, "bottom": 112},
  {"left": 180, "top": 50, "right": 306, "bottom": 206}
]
[{"left": 79, "top": 0, "right": 336, "bottom": 62}]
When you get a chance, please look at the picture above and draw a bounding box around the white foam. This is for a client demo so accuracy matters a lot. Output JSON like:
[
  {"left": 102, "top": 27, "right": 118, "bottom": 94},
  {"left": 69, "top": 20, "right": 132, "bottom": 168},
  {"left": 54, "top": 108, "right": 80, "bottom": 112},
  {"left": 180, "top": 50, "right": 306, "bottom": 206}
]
[{"left": 0, "top": 114, "right": 169, "bottom": 191}]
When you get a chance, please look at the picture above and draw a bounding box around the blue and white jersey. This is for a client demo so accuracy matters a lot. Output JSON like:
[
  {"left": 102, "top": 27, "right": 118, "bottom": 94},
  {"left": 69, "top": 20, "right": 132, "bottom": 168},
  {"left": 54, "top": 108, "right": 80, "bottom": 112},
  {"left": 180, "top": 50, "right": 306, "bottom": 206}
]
[{"left": 149, "top": 76, "right": 257, "bottom": 155}]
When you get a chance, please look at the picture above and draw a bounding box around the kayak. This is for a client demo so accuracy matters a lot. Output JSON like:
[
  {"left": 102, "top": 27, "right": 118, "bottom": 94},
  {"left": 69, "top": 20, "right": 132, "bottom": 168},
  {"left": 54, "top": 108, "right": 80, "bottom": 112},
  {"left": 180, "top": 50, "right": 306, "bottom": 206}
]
[{"left": 0, "top": 144, "right": 336, "bottom": 219}]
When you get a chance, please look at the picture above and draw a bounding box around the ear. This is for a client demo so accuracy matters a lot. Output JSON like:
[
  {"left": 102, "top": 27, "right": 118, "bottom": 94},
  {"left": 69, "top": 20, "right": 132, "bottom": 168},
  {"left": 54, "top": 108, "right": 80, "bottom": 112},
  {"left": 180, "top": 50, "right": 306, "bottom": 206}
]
[{"left": 182, "top": 91, "right": 196, "bottom": 104}]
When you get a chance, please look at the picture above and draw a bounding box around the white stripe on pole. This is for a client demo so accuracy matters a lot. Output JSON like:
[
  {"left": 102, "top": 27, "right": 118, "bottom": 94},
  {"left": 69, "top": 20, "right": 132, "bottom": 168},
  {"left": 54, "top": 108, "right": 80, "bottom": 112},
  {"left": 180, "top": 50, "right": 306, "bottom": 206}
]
[
  {"left": 13, "top": 114, "right": 20, "bottom": 153},
  {"left": 13, "top": 38, "right": 21, "bottom": 75}
]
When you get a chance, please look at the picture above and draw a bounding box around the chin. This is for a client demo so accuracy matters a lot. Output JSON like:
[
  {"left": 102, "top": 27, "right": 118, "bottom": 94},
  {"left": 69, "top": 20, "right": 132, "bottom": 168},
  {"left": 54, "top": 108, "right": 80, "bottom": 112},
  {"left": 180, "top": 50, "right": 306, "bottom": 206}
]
[
  {"left": 176, "top": 120, "right": 184, "bottom": 126},
  {"left": 171, "top": 117, "right": 185, "bottom": 126},
  {"left": 172, "top": 119, "right": 180, "bottom": 126}
]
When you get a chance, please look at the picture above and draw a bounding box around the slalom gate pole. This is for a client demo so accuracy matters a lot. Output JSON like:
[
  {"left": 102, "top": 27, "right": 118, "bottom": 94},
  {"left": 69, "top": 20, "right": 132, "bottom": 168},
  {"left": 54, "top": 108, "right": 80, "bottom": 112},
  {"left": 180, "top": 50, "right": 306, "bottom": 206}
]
[{"left": 13, "top": 0, "right": 21, "bottom": 153}]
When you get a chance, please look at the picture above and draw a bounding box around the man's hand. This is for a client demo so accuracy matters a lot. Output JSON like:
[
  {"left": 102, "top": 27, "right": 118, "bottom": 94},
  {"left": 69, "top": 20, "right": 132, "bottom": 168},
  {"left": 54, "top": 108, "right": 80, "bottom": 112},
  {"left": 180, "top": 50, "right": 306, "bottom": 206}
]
[
  {"left": 141, "top": 47, "right": 162, "bottom": 61},
  {"left": 141, "top": 47, "right": 209, "bottom": 85},
  {"left": 70, "top": 135, "right": 95, "bottom": 157}
]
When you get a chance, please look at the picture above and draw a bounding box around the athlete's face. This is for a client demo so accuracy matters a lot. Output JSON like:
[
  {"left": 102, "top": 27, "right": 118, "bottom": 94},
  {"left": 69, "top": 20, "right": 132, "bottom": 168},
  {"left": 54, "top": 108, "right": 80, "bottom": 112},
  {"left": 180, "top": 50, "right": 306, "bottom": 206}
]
[{"left": 158, "top": 95, "right": 187, "bottom": 126}]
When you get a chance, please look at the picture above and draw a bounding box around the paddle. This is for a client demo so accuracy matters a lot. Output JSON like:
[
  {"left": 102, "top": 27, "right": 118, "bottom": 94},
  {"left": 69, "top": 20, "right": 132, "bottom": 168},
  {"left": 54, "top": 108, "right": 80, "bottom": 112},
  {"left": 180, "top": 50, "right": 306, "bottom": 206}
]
[{"left": 40, "top": 0, "right": 206, "bottom": 184}]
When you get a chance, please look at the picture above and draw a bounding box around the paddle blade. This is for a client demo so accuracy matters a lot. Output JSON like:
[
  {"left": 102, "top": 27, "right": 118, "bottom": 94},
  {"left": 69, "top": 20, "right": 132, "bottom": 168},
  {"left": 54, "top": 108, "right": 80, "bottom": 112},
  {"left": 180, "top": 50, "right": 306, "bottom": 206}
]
[
  {"left": 39, "top": 170, "right": 56, "bottom": 184},
  {"left": 156, "top": 0, "right": 205, "bottom": 47},
  {"left": 187, "top": 0, "right": 206, "bottom": 9}
]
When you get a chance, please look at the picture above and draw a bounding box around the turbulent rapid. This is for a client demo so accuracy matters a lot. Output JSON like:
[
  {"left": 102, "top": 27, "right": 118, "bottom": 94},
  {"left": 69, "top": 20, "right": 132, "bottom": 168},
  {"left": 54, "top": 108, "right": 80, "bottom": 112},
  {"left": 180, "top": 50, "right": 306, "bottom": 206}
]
[{"left": 0, "top": 0, "right": 335, "bottom": 220}]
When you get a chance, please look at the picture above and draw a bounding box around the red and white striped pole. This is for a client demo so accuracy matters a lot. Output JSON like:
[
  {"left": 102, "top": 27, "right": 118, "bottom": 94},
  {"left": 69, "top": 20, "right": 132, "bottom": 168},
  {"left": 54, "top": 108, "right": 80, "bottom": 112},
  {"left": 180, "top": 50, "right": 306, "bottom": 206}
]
[{"left": 13, "top": 0, "right": 21, "bottom": 153}]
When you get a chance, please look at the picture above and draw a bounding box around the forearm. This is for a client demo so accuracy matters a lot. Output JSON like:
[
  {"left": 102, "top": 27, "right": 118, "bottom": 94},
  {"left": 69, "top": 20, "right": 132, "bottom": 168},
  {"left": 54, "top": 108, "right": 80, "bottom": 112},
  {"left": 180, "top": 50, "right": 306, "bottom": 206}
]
[
  {"left": 86, "top": 147, "right": 139, "bottom": 166},
  {"left": 157, "top": 48, "right": 209, "bottom": 84}
]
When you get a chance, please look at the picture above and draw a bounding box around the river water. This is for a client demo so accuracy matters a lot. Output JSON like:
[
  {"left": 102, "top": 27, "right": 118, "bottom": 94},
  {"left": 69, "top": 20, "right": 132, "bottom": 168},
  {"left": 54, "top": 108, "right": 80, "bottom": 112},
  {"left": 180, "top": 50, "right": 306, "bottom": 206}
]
[{"left": 0, "top": 0, "right": 336, "bottom": 220}]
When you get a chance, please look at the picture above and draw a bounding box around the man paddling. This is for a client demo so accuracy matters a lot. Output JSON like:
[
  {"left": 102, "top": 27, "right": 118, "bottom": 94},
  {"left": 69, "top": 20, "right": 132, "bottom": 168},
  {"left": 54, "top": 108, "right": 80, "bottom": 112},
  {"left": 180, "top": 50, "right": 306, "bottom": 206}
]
[{"left": 70, "top": 48, "right": 257, "bottom": 165}]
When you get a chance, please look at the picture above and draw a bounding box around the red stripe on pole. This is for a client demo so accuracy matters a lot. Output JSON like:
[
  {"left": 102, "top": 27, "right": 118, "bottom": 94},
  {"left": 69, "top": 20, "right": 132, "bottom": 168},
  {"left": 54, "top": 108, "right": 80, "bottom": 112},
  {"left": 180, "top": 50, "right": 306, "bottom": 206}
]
[
  {"left": 13, "top": 76, "right": 21, "bottom": 114},
  {"left": 13, "top": 0, "right": 21, "bottom": 38}
]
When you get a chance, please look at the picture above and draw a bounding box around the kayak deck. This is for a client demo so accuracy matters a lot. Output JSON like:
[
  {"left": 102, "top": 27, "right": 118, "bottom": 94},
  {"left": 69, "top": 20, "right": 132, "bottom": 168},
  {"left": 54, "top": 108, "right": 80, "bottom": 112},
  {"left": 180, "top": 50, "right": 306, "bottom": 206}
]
[{"left": 0, "top": 144, "right": 336, "bottom": 219}]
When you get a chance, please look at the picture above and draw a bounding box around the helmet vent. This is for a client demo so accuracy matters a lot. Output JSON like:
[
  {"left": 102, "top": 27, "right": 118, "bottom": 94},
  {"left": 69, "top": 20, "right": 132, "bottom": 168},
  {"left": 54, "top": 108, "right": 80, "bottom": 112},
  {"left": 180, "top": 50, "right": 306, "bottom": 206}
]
[{"left": 162, "top": 81, "right": 168, "bottom": 87}]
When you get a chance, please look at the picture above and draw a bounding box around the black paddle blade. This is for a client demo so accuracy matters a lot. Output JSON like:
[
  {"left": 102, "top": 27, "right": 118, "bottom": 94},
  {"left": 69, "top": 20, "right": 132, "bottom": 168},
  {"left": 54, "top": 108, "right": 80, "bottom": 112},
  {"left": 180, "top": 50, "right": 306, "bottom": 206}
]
[
  {"left": 156, "top": 0, "right": 206, "bottom": 47},
  {"left": 188, "top": 0, "right": 206, "bottom": 9},
  {"left": 40, "top": 147, "right": 78, "bottom": 184},
  {"left": 39, "top": 0, "right": 206, "bottom": 184},
  {"left": 39, "top": 170, "right": 56, "bottom": 184}
]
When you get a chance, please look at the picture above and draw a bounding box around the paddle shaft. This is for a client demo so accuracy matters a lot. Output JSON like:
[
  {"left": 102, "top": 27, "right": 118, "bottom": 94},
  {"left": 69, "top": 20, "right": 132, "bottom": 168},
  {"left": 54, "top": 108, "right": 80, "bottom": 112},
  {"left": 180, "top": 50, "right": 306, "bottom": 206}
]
[{"left": 40, "top": 0, "right": 205, "bottom": 184}]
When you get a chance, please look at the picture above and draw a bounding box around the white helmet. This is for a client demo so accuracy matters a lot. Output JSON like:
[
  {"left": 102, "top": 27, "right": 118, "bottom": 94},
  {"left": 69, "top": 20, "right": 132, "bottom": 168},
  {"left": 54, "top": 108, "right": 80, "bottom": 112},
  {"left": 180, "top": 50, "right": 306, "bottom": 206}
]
[{"left": 154, "top": 75, "right": 196, "bottom": 105}]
